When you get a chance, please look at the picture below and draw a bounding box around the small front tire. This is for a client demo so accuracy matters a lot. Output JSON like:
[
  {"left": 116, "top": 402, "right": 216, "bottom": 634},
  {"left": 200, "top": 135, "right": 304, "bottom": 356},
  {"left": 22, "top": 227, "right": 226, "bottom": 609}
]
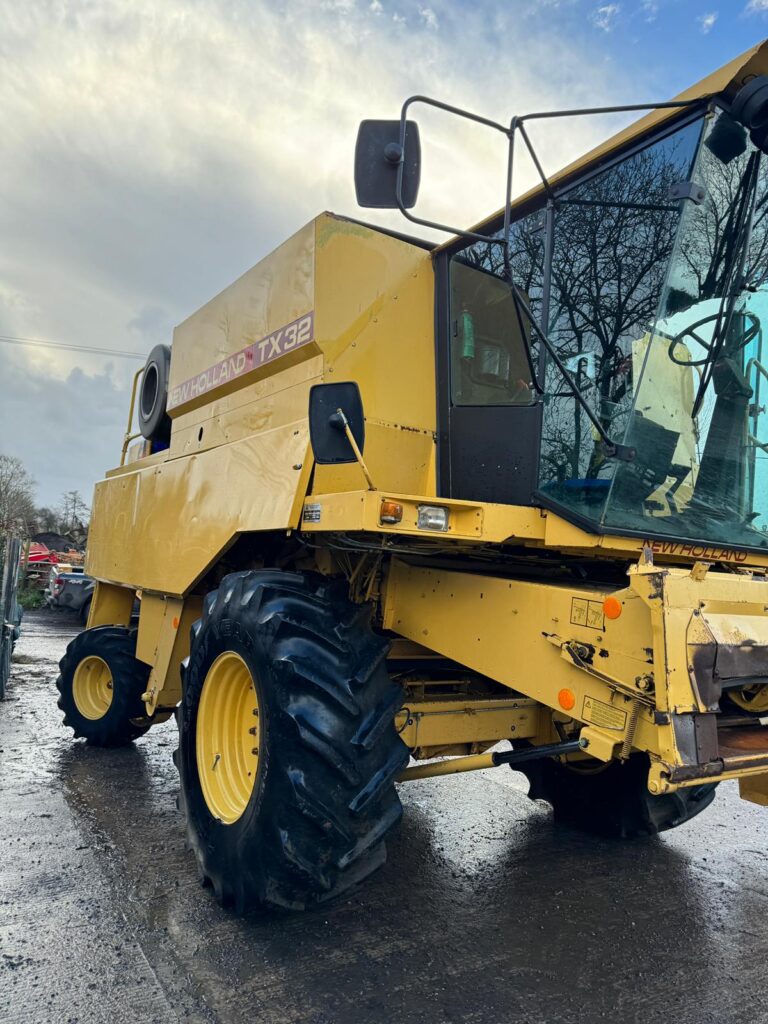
[{"left": 57, "top": 626, "right": 150, "bottom": 746}]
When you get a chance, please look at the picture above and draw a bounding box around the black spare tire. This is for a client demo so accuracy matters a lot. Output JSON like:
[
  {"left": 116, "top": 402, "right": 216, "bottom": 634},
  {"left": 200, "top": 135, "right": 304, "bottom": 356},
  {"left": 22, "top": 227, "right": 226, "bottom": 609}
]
[{"left": 138, "top": 343, "right": 172, "bottom": 444}]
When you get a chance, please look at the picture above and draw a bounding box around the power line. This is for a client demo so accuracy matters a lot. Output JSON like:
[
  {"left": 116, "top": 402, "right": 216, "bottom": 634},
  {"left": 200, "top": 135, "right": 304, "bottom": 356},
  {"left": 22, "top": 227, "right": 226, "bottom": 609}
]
[{"left": 0, "top": 334, "right": 146, "bottom": 360}]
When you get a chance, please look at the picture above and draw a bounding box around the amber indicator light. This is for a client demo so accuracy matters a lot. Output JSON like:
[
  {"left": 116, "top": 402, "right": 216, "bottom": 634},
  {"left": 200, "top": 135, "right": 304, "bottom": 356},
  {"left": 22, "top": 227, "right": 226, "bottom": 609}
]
[
  {"left": 380, "top": 500, "right": 403, "bottom": 525},
  {"left": 558, "top": 688, "right": 576, "bottom": 711}
]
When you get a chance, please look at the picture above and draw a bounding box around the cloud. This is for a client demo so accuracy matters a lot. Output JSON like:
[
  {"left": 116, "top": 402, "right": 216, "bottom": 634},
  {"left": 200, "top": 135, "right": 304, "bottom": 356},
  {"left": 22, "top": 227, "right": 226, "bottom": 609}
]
[
  {"left": 0, "top": 351, "right": 127, "bottom": 506},
  {"left": 697, "top": 10, "right": 717, "bottom": 31},
  {"left": 590, "top": 4, "right": 620, "bottom": 31},
  {"left": 320, "top": 0, "right": 356, "bottom": 11},
  {"left": 127, "top": 306, "right": 176, "bottom": 346},
  {"left": 640, "top": 0, "right": 658, "bottom": 20},
  {"left": 0, "top": 0, "right": 638, "bottom": 504},
  {"left": 746, "top": 0, "right": 768, "bottom": 11}
]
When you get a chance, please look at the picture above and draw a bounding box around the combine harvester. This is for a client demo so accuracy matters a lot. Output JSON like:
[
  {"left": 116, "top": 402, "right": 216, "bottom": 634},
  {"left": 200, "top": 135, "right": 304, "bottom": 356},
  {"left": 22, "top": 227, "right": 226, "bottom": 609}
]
[{"left": 58, "top": 42, "right": 768, "bottom": 911}]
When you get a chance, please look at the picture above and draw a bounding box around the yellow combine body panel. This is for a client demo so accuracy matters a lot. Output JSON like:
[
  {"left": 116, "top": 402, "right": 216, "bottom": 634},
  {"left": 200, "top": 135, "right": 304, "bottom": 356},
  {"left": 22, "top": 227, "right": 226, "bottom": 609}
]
[{"left": 87, "top": 213, "right": 435, "bottom": 596}]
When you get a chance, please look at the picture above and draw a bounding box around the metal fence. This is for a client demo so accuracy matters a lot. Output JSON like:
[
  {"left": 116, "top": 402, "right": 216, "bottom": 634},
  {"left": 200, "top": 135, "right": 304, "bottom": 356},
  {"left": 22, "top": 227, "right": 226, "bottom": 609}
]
[{"left": 0, "top": 537, "right": 22, "bottom": 700}]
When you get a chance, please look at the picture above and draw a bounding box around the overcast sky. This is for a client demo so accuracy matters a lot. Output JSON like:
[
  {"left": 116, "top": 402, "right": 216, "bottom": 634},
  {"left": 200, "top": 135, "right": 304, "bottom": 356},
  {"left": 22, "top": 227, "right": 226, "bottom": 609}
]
[{"left": 0, "top": 0, "right": 765, "bottom": 508}]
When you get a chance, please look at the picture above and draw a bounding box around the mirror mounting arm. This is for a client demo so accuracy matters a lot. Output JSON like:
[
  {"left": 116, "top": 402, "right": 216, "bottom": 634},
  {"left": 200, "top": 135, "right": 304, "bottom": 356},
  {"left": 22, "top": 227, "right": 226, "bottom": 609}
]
[
  {"left": 394, "top": 95, "right": 512, "bottom": 245},
  {"left": 332, "top": 408, "right": 377, "bottom": 491},
  {"left": 384, "top": 94, "right": 705, "bottom": 250}
]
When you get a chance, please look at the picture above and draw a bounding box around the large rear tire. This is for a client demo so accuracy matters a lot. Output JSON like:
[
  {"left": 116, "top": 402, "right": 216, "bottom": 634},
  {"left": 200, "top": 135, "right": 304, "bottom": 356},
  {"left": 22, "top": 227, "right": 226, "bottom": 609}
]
[
  {"left": 177, "top": 570, "right": 409, "bottom": 913},
  {"left": 57, "top": 626, "right": 151, "bottom": 746},
  {"left": 517, "top": 750, "right": 716, "bottom": 838}
]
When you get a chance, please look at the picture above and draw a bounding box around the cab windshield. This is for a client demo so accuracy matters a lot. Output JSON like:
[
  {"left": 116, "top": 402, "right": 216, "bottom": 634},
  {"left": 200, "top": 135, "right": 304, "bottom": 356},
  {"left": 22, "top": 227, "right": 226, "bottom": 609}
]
[
  {"left": 595, "top": 113, "right": 768, "bottom": 551},
  {"left": 454, "top": 107, "right": 768, "bottom": 553}
]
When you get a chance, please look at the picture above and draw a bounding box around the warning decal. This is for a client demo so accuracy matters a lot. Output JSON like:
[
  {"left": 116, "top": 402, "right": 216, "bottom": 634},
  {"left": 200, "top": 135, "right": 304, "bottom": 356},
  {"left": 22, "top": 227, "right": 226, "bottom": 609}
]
[
  {"left": 570, "top": 597, "right": 605, "bottom": 631},
  {"left": 582, "top": 695, "right": 627, "bottom": 731}
]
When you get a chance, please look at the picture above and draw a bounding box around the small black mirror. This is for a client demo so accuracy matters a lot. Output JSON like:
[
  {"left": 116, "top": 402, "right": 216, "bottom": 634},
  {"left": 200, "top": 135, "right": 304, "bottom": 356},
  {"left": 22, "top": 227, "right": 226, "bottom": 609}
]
[
  {"left": 705, "top": 113, "right": 747, "bottom": 165},
  {"left": 731, "top": 75, "right": 768, "bottom": 132},
  {"left": 354, "top": 119, "right": 421, "bottom": 209},
  {"left": 309, "top": 382, "right": 365, "bottom": 464},
  {"left": 730, "top": 75, "right": 768, "bottom": 156}
]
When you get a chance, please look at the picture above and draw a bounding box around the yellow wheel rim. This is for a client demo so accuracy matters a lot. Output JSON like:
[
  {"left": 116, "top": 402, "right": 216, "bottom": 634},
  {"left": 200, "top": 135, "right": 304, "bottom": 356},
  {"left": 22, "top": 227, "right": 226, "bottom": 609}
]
[
  {"left": 729, "top": 684, "right": 768, "bottom": 714},
  {"left": 196, "top": 651, "right": 261, "bottom": 825},
  {"left": 72, "top": 656, "right": 114, "bottom": 720}
]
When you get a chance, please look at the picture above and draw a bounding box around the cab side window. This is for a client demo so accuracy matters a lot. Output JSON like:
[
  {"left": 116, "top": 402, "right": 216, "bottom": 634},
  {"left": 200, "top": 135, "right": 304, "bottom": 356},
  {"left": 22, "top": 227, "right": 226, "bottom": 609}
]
[
  {"left": 449, "top": 210, "right": 545, "bottom": 407},
  {"left": 450, "top": 260, "right": 533, "bottom": 406}
]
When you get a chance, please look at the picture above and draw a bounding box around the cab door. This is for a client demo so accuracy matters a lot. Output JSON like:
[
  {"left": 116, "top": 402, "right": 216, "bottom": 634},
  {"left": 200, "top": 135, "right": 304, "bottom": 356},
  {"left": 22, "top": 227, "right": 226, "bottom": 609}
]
[{"left": 435, "top": 249, "right": 544, "bottom": 506}]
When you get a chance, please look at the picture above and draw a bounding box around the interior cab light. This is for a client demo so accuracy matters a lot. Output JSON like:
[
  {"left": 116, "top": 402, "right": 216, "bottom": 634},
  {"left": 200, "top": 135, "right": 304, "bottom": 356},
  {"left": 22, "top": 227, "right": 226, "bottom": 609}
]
[
  {"left": 417, "top": 505, "right": 449, "bottom": 532},
  {"left": 380, "top": 500, "right": 403, "bottom": 525}
]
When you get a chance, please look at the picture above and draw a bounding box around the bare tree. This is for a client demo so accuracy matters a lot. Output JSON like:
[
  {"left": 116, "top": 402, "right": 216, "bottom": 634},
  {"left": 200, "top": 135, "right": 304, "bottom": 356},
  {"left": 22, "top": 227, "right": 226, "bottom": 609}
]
[
  {"left": 34, "top": 506, "right": 60, "bottom": 533},
  {"left": 58, "top": 490, "right": 90, "bottom": 531},
  {"left": 0, "top": 454, "right": 36, "bottom": 536},
  {"left": 544, "top": 136, "right": 695, "bottom": 478},
  {"left": 677, "top": 148, "right": 768, "bottom": 303}
]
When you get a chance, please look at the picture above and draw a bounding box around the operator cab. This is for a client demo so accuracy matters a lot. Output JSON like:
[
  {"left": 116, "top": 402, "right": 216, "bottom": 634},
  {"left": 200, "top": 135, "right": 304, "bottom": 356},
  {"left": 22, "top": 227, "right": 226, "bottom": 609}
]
[
  {"left": 355, "top": 62, "right": 768, "bottom": 556},
  {"left": 432, "top": 94, "right": 768, "bottom": 555}
]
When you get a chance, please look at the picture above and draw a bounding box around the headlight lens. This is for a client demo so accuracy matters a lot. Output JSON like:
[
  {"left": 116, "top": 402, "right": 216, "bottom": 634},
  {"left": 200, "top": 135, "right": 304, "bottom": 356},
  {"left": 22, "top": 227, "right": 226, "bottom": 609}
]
[{"left": 416, "top": 505, "right": 449, "bottom": 532}]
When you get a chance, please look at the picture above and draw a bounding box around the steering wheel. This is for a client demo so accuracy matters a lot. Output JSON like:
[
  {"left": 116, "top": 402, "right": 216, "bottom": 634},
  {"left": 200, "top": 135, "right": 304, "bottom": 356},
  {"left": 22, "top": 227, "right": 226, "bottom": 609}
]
[{"left": 667, "top": 310, "right": 761, "bottom": 367}]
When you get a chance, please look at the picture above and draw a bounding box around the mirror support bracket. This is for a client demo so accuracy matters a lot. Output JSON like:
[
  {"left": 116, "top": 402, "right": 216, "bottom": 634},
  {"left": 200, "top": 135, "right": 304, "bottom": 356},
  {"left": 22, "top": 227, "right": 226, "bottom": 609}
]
[{"left": 332, "top": 408, "right": 377, "bottom": 491}]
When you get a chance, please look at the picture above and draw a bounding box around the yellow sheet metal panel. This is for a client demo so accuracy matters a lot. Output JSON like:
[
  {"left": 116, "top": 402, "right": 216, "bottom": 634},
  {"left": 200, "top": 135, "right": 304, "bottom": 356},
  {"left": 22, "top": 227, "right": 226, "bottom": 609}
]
[
  {"left": 88, "top": 422, "right": 311, "bottom": 597},
  {"left": 541, "top": 509, "right": 768, "bottom": 569},
  {"left": 161, "top": 595, "right": 203, "bottom": 709},
  {"left": 167, "top": 220, "right": 317, "bottom": 417},
  {"left": 313, "top": 424, "right": 436, "bottom": 497},
  {"left": 299, "top": 489, "right": 768, "bottom": 570},
  {"left": 312, "top": 213, "right": 435, "bottom": 496},
  {"left": 395, "top": 697, "right": 539, "bottom": 749},
  {"left": 87, "top": 581, "right": 135, "bottom": 627},
  {"left": 315, "top": 215, "right": 434, "bottom": 425},
  {"left": 134, "top": 592, "right": 204, "bottom": 709},
  {"left": 135, "top": 593, "right": 168, "bottom": 667},
  {"left": 140, "top": 596, "right": 184, "bottom": 708},
  {"left": 106, "top": 448, "right": 169, "bottom": 481},
  {"left": 383, "top": 559, "right": 660, "bottom": 756},
  {"left": 739, "top": 773, "right": 768, "bottom": 807},
  {"left": 300, "top": 488, "right": 545, "bottom": 542},
  {"left": 169, "top": 356, "right": 323, "bottom": 458},
  {"left": 163, "top": 212, "right": 434, "bottom": 436}
]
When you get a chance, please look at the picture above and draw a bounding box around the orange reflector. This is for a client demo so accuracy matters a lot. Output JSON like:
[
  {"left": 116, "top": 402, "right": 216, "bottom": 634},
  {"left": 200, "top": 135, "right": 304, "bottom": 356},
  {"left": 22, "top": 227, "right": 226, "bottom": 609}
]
[
  {"left": 172, "top": 616, "right": 180, "bottom": 629},
  {"left": 380, "top": 500, "right": 403, "bottom": 525},
  {"left": 558, "top": 688, "right": 576, "bottom": 711},
  {"left": 603, "top": 596, "right": 622, "bottom": 620}
]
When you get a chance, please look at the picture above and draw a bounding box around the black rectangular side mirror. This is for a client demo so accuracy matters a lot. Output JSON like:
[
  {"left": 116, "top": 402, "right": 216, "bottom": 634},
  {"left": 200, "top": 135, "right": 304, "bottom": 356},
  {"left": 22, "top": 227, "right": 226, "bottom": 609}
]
[
  {"left": 308, "top": 382, "right": 366, "bottom": 464},
  {"left": 354, "top": 119, "right": 421, "bottom": 209}
]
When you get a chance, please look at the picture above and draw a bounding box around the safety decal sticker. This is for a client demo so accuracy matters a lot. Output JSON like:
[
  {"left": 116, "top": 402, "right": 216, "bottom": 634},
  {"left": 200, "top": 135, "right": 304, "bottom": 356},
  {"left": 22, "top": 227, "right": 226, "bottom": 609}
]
[
  {"left": 570, "top": 597, "right": 604, "bottom": 631},
  {"left": 302, "top": 503, "right": 322, "bottom": 524},
  {"left": 168, "top": 311, "right": 314, "bottom": 409},
  {"left": 582, "top": 695, "right": 627, "bottom": 731}
]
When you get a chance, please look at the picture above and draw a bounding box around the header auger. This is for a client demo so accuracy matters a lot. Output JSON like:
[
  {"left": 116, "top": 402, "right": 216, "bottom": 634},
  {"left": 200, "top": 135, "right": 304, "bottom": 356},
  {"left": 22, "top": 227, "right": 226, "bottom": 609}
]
[{"left": 58, "top": 42, "right": 768, "bottom": 912}]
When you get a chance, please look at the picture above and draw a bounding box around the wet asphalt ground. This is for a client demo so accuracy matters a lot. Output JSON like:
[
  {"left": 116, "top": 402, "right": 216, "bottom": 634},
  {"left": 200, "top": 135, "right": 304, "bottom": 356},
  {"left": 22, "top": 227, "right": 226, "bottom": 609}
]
[{"left": 1, "top": 611, "right": 768, "bottom": 1024}]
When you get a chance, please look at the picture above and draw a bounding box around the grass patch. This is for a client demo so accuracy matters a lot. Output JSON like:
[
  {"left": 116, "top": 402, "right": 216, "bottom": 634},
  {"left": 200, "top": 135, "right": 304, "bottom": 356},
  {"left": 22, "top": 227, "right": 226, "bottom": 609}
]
[{"left": 18, "top": 586, "right": 44, "bottom": 610}]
